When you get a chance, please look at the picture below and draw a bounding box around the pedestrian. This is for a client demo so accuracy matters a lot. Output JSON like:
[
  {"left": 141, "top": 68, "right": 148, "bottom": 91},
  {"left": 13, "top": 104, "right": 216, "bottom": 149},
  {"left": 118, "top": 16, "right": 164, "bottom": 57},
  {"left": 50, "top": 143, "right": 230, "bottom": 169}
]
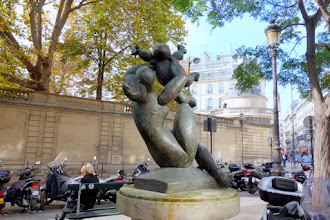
[
  {"left": 55, "top": 163, "right": 99, "bottom": 220},
  {"left": 282, "top": 153, "right": 288, "bottom": 167}
]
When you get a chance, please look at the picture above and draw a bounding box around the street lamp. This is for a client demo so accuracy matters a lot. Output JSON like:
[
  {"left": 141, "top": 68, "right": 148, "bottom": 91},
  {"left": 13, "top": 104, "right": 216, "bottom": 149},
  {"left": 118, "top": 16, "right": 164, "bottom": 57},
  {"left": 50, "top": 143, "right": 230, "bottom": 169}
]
[
  {"left": 239, "top": 113, "right": 245, "bottom": 165},
  {"left": 187, "top": 56, "right": 200, "bottom": 93},
  {"left": 265, "top": 20, "right": 285, "bottom": 176}
]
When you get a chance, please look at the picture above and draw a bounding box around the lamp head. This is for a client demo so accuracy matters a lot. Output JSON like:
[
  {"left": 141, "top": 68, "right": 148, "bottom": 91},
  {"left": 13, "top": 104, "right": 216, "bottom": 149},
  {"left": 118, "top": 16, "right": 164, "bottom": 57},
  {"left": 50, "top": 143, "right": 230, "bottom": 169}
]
[
  {"left": 265, "top": 20, "right": 281, "bottom": 48},
  {"left": 192, "top": 57, "right": 201, "bottom": 64}
]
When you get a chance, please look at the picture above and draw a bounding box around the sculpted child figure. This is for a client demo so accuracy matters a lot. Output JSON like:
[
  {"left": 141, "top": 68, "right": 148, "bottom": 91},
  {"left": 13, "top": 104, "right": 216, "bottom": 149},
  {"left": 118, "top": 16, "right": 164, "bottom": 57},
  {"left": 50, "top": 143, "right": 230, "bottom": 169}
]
[{"left": 131, "top": 43, "right": 199, "bottom": 107}]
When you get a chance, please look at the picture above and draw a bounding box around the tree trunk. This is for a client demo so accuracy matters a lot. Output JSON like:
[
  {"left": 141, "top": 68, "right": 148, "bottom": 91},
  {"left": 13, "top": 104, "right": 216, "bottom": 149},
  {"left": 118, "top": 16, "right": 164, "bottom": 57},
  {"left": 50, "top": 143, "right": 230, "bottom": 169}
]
[
  {"left": 305, "top": 18, "right": 330, "bottom": 208},
  {"left": 34, "top": 56, "right": 53, "bottom": 92},
  {"left": 312, "top": 114, "right": 330, "bottom": 208},
  {"left": 96, "top": 64, "right": 104, "bottom": 100}
]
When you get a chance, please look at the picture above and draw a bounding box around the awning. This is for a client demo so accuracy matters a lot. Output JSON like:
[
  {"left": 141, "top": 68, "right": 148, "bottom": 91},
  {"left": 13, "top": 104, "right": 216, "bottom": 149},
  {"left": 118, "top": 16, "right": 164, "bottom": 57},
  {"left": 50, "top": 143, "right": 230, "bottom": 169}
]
[{"left": 298, "top": 148, "right": 308, "bottom": 154}]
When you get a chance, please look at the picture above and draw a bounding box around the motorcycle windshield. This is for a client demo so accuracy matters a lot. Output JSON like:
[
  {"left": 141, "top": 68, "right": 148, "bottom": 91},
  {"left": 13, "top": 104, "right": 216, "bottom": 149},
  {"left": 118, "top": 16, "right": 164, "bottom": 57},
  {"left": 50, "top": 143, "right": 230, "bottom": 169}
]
[{"left": 48, "top": 152, "right": 68, "bottom": 167}]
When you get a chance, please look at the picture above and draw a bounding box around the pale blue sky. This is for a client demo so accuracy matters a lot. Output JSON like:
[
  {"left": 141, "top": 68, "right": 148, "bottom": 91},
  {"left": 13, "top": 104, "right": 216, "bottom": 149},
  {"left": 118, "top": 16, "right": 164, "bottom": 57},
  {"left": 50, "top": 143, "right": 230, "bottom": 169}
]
[{"left": 183, "top": 15, "right": 302, "bottom": 116}]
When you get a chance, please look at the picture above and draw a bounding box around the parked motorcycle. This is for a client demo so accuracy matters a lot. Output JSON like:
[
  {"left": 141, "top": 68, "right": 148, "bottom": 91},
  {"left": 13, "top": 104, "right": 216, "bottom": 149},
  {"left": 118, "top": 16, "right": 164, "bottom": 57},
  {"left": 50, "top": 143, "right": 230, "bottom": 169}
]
[
  {"left": 259, "top": 176, "right": 326, "bottom": 219},
  {"left": 0, "top": 159, "right": 11, "bottom": 210},
  {"left": 6, "top": 161, "right": 41, "bottom": 212},
  {"left": 245, "top": 162, "right": 273, "bottom": 194},
  {"left": 98, "top": 162, "right": 150, "bottom": 203},
  {"left": 292, "top": 170, "right": 307, "bottom": 184},
  {"left": 40, "top": 152, "right": 82, "bottom": 208},
  {"left": 228, "top": 163, "right": 255, "bottom": 191},
  {"left": 131, "top": 162, "right": 150, "bottom": 181}
]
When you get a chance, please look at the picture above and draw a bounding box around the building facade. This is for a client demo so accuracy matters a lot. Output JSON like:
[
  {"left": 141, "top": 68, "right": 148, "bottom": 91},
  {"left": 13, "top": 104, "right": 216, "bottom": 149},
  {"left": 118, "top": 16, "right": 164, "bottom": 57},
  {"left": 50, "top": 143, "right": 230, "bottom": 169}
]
[
  {"left": 187, "top": 52, "right": 272, "bottom": 122},
  {"left": 283, "top": 98, "right": 315, "bottom": 154}
]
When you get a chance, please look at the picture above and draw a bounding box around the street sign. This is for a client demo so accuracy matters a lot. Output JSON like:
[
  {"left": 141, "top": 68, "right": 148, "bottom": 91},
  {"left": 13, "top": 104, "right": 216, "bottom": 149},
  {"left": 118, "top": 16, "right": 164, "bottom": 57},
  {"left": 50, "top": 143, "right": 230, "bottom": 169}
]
[
  {"left": 303, "top": 115, "right": 315, "bottom": 128},
  {"left": 268, "top": 137, "right": 272, "bottom": 145},
  {"left": 204, "top": 118, "right": 217, "bottom": 132}
]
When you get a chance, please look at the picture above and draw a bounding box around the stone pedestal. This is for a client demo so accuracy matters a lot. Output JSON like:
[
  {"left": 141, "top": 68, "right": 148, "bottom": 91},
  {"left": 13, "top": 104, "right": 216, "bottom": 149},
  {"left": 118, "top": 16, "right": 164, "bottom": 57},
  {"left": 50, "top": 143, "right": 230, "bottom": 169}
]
[{"left": 117, "top": 185, "right": 240, "bottom": 220}]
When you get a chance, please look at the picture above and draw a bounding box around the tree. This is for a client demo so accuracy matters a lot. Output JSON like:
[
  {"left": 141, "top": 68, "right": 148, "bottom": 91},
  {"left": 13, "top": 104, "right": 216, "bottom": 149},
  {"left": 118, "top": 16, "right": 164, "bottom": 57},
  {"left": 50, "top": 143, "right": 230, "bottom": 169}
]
[
  {"left": 0, "top": 0, "right": 96, "bottom": 91},
  {"left": 173, "top": 0, "right": 330, "bottom": 208},
  {"left": 61, "top": 0, "right": 187, "bottom": 100}
]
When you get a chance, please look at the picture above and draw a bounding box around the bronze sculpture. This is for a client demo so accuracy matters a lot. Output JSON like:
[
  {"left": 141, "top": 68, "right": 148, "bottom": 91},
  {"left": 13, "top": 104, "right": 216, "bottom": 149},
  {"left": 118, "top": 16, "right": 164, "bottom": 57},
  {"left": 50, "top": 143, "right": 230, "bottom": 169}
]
[{"left": 123, "top": 44, "right": 230, "bottom": 187}]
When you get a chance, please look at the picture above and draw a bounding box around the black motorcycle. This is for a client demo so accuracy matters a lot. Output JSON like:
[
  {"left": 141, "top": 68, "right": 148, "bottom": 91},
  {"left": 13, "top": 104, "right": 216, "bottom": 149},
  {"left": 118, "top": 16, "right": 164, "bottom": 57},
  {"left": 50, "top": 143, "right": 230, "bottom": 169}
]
[
  {"left": 131, "top": 162, "right": 150, "bottom": 181},
  {"left": 291, "top": 170, "right": 307, "bottom": 184},
  {"left": 245, "top": 162, "right": 273, "bottom": 194},
  {"left": 97, "top": 162, "right": 150, "bottom": 203},
  {"left": 40, "top": 153, "right": 82, "bottom": 208},
  {"left": 6, "top": 162, "right": 41, "bottom": 212},
  {"left": 0, "top": 159, "right": 11, "bottom": 210},
  {"left": 228, "top": 163, "right": 255, "bottom": 191}
]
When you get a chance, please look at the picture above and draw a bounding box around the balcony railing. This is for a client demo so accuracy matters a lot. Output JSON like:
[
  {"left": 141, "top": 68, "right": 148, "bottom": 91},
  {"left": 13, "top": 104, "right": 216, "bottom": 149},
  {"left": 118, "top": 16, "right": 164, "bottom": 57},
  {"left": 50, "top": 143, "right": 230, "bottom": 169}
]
[{"left": 211, "top": 107, "right": 273, "bottom": 118}]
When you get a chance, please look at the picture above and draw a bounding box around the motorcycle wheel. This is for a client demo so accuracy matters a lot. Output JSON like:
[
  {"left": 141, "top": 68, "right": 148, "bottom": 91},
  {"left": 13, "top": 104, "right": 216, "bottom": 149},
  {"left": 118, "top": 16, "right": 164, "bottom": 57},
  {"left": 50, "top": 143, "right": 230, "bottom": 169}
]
[
  {"left": 39, "top": 191, "right": 45, "bottom": 210},
  {"left": 97, "top": 191, "right": 102, "bottom": 205},
  {"left": 108, "top": 190, "right": 117, "bottom": 203},
  {"left": 247, "top": 182, "right": 258, "bottom": 194},
  {"left": 29, "top": 198, "right": 37, "bottom": 211},
  {"left": 43, "top": 191, "right": 53, "bottom": 205}
]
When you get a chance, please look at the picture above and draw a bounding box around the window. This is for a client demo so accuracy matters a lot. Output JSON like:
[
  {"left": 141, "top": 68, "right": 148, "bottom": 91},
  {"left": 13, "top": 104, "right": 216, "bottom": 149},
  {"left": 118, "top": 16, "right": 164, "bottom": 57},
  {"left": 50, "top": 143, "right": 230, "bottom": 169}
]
[
  {"left": 207, "top": 84, "right": 213, "bottom": 94},
  {"left": 192, "top": 85, "right": 198, "bottom": 95},
  {"left": 219, "top": 99, "right": 221, "bottom": 108},
  {"left": 219, "top": 83, "right": 224, "bottom": 93},
  {"left": 223, "top": 103, "right": 227, "bottom": 108},
  {"left": 207, "top": 98, "right": 213, "bottom": 109}
]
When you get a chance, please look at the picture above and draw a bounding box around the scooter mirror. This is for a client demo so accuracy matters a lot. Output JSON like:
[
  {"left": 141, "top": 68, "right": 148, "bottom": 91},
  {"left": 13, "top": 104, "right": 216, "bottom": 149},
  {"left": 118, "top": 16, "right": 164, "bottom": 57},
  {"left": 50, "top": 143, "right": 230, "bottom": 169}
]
[
  {"left": 147, "top": 158, "right": 150, "bottom": 162},
  {"left": 35, "top": 161, "right": 41, "bottom": 165}
]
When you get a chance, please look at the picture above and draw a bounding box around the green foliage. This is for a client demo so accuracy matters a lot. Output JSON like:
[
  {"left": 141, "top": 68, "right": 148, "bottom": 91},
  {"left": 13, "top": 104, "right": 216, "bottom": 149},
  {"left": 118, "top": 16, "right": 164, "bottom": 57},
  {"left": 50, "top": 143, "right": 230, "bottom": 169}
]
[
  {"left": 174, "top": 0, "right": 329, "bottom": 98},
  {"left": 60, "top": 0, "right": 187, "bottom": 100}
]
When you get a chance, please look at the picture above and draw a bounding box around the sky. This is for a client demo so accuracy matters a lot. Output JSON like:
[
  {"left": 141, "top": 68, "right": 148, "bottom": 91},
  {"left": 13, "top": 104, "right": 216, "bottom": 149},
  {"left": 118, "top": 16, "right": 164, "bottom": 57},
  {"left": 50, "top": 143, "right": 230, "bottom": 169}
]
[{"left": 183, "top": 15, "right": 302, "bottom": 116}]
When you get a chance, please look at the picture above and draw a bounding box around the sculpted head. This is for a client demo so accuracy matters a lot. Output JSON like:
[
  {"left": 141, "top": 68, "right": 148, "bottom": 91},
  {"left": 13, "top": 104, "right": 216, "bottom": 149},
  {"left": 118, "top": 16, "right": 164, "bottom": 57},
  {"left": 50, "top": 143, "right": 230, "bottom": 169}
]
[{"left": 154, "top": 44, "right": 171, "bottom": 61}]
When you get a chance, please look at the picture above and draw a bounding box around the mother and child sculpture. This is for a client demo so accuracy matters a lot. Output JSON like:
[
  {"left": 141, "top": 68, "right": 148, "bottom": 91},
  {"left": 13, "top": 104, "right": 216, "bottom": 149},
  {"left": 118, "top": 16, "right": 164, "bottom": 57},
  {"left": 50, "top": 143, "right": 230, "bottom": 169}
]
[{"left": 123, "top": 43, "right": 230, "bottom": 188}]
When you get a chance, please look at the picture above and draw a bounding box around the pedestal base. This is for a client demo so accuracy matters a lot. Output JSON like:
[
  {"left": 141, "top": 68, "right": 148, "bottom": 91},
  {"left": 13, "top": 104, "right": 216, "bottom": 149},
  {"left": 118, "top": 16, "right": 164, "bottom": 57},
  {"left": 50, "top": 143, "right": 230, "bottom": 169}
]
[{"left": 117, "top": 185, "right": 240, "bottom": 220}]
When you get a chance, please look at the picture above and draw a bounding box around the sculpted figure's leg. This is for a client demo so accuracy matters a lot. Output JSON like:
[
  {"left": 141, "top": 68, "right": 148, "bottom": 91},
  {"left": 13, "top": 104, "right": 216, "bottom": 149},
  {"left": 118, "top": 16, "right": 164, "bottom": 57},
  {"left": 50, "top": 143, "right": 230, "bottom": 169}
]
[
  {"left": 172, "top": 104, "right": 198, "bottom": 166},
  {"left": 195, "top": 144, "right": 231, "bottom": 187}
]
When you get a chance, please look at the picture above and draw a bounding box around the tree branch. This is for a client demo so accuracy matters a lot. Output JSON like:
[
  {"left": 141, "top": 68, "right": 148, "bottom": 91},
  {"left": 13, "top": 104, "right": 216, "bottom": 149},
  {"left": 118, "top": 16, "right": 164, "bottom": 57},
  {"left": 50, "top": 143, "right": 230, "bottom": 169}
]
[
  {"left": 265, "top": 0, "right": 298, "bottom": 8},
  {"left": 315, "top": 0, "right": 330, "bottom": 32},
  {"left": 298, "top": 0, "right": 309, "bottom": 22},
  {"left": 104, "top": 45, "right": 130, "bottom": 66},
  {"left": 0, "top": 72, "right": 38, "bottom": 90},
  {"left": 0, "top": 19, "right": 36, "bottom": 75},
  {"left": 282, "top": 23, "right": 305, "bottom": 31},
  {"left": 37, "top": 0, "right": 46, "bottom": 50},
  {"left": 29, "top": 0, "right": 38, "bottom": 49},
  {"left": 48, "top": 0, "right": 98, "bottom": 56},
  {"left": 316, "top": 43, "right": 330, "bottom": 51},
  {"left": 289, "top": 36, "right": 307, "bottom": 56},
  {"left": 70, "top": 0, "right": 99, "bottom": 12}
]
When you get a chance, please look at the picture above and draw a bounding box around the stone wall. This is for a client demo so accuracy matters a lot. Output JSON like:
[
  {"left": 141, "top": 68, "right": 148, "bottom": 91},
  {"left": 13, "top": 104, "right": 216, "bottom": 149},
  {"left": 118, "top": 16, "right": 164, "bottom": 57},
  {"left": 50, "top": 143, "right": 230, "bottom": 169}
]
[{"left": 0, "top": 88, "right": 273, "bottom": 170}]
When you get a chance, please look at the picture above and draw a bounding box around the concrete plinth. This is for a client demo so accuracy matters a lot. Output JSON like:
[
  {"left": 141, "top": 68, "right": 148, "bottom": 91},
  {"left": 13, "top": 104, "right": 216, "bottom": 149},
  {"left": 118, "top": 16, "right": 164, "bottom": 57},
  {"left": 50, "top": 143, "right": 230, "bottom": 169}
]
[{"left": 117, "top": 185, "right": 240, "bottom": 220}]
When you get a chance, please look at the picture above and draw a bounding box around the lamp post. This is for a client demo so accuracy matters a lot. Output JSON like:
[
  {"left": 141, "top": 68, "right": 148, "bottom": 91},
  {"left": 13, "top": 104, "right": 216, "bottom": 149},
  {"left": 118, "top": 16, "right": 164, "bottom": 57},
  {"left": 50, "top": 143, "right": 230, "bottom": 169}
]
[
  {"left": 265, "top": 20, "right": 285, "bottom": 176},
  {"left": 187, "top": 56, "right": 201, "bottom": 93},
  {"left": 239, "top": 113, "right": 245, "bottom": 165}
]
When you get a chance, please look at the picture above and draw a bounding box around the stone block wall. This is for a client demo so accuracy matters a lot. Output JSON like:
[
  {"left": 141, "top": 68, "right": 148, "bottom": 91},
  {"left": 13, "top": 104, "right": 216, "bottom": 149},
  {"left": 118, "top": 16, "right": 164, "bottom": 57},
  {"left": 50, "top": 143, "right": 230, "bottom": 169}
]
[{"left": 0, "top": 88, "right": 273, "bottom": 170}]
